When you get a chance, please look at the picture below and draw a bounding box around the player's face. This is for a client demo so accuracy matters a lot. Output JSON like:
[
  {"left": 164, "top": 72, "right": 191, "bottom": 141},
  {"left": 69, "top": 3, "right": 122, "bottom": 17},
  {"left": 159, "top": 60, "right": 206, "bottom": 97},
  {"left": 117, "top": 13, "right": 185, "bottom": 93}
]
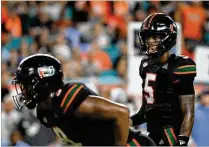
[
  {"left": 145, "top": 35, "right": 161, "bottom": 54},
  {"left": 13, "top": 81, "right": 34, "bottom": 109}
]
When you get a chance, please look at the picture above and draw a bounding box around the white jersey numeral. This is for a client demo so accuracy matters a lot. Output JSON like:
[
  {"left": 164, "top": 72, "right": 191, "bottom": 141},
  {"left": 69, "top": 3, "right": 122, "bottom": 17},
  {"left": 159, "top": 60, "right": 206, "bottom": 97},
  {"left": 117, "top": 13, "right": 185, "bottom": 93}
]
[
  {"left": 53, "top": 127, "right": 82, "bottom": 146},
  {"left": 144, "top": 73, "right": 157, "bottom": 104}
]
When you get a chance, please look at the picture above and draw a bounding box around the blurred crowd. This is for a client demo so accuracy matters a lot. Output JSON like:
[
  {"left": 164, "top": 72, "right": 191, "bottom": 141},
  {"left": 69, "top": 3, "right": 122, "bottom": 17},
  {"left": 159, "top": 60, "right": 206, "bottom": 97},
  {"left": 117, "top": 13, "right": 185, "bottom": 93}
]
[{"left": 1, "top": 1, "right": 209, "bottom": 146}]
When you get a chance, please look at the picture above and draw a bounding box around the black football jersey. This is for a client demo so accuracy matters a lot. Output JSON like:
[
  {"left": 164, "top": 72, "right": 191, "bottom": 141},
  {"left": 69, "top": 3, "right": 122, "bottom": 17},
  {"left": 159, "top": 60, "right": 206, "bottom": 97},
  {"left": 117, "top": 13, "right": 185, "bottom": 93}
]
[
  {"left": 139, "top": 54, "right": 196, "bottom": 135},
  {"left": 36, "top": 82, "right": 138, "bottom": 146},
  {"left": 36, "top": 82, "right": 116, "bottom": 146}
]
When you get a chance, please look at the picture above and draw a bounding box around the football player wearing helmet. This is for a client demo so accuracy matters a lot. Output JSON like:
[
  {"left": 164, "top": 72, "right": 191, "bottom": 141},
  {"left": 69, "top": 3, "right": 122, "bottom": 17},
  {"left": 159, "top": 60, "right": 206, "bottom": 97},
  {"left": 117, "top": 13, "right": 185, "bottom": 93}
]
[
  {"left": 12, "top": 54, "right": 155, "bottom": 146},
  {"left": 130, "top": 13, "right": 196, "bottom": 146}
]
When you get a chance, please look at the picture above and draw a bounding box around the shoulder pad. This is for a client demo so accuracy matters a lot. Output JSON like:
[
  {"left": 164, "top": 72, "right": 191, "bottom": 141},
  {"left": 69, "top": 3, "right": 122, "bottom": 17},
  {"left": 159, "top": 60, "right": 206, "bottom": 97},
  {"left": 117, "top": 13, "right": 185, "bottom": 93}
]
[
  {"left": 175, "top": 55, "right": 195, "bottom": 65},
  {"left": 53, "top": 82, "right": 87, "bottom": 115},
  {"left": 173, "top": 55, "right": 196, "bottom": 75},
  {"left": 55, "top": 82, "right": 83, "bottom": 97}
]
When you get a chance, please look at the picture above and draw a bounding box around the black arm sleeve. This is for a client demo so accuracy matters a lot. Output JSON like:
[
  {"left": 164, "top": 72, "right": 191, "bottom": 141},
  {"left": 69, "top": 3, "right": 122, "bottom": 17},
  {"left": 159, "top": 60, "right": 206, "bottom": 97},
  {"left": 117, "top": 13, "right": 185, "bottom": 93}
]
[
  {"left": 130, "top": 97, "right": 147, "bottom": 126},
  {"left": 175, "top": 75, "right": 195, "bottom": 95},
  {"left": 172, "top": 57, "right": 196, "bottom": 95}
]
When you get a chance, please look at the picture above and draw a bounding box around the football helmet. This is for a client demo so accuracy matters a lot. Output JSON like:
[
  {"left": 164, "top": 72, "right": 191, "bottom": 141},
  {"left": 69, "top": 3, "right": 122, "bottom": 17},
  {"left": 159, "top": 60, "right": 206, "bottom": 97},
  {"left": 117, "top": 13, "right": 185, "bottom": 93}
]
[
  {"left": 12, "top": 54, "right": 63, "bottom": 109},
  {"left": 137, "top": 13, "right": 177, "bottom": 58}
]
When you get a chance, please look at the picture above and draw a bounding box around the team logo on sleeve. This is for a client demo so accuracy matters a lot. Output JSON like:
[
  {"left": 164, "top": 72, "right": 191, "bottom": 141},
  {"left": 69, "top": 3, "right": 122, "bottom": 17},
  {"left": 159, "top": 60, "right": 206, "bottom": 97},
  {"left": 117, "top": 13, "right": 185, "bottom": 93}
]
[{"left": 38, "top": 66, "right": 55, "bottom": 78}]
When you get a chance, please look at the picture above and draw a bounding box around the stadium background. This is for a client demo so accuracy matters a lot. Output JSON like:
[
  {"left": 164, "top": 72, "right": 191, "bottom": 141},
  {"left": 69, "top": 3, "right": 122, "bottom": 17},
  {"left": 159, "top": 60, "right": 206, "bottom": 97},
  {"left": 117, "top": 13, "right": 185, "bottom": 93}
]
[{"left": 1, "top": 1, "right": 209, "bottom": 146}]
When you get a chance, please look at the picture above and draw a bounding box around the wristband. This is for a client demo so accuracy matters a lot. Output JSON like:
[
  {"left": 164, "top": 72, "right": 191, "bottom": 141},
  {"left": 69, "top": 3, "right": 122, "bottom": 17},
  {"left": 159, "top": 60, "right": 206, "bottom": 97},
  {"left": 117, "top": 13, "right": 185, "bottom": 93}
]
[{"left": 178, "top": 135, "right": 189, "bottom": 146}]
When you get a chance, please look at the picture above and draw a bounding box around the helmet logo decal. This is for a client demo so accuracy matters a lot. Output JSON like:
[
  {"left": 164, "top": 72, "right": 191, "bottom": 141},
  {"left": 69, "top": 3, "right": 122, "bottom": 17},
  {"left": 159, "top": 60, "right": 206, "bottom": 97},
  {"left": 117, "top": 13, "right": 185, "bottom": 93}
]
[{"left": 38, "top": 66, "right": 55, "bottom": 78}]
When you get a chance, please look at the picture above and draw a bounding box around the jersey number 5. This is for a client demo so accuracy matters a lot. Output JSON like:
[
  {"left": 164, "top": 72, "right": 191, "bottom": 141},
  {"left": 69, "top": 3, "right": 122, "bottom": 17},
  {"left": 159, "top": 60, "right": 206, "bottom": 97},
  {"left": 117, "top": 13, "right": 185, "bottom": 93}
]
[
  {"left": 53, "top": 127, "right": 82, "bottom": 146},
  {"left": 144, "top": 73, "right": 157, "bottom": 104}
]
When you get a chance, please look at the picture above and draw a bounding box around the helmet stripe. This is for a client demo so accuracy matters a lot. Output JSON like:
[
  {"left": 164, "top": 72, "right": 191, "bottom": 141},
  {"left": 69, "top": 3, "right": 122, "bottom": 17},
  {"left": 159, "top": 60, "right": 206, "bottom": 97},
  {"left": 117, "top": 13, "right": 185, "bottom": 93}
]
[
  {"left": 148, "top": 13, "right": 157, "bottom": 28},
  {"left": 19, "top": 54, "right": 61, "bottom": 66},
  {"left": 144, "top": 14, "right": 153, "bottom": 28}
]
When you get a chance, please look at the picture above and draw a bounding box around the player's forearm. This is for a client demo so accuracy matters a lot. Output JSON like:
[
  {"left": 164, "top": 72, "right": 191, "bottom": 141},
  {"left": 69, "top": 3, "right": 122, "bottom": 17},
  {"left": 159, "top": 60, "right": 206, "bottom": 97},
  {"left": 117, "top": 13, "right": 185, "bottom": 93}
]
[
  {"left": 180, "top": 112, "right": 194, "bottom": 137},
  {"left": 130, "top": 99, "right": 146, "bottom": 126},
  {"left": 114, "top": 107, "right": 130, "bottom": 145},
  {"left": 130, "top": 108, "right": 146, "bottom": 126},
  {"left": 179, "top": 95, "right": 195, "bottom": 137},
  {"left": 75, "top": 96, "right": 130, "bottom": 145}
]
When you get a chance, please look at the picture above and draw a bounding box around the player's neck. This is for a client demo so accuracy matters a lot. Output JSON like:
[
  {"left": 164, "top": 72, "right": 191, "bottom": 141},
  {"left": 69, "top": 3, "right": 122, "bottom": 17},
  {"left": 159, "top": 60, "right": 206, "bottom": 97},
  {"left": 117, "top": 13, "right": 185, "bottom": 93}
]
[
  {"left": 158, "top": 52, "right": 170, "bottom": 63},
  {"left": 43, "top": 95, "right": 52, "bottom": 105}
]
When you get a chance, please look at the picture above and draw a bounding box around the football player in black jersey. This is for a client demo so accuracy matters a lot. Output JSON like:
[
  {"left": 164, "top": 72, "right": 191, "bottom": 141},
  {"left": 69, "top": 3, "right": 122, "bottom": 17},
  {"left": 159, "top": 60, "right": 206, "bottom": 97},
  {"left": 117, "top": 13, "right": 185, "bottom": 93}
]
[
  {"left": 130, "top": 13, "right": 196, "bottom": 146},
  {"left": 12, "top": 54, "right": 155, "bottom": 146}
]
